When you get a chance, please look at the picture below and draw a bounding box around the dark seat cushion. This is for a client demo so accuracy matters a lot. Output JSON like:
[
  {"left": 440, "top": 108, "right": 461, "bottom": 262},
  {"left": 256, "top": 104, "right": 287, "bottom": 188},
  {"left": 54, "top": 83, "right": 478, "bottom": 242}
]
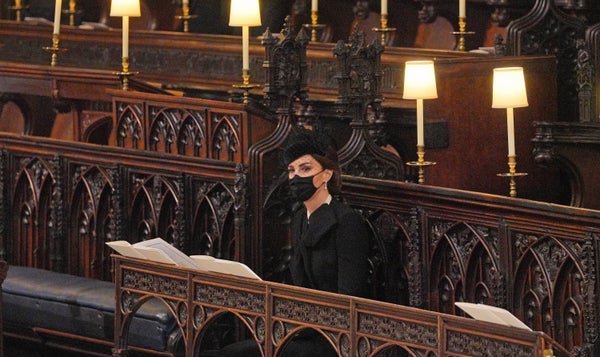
[{"left": 2, "top": 265, "right": 178, "bottom": 352}]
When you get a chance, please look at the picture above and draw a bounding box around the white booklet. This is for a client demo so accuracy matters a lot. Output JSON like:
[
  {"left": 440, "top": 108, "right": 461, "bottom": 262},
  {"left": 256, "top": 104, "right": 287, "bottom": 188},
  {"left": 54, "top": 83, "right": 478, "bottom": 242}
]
[
  {"left": 190, "top": 255, "right": 261, "bottom": 280},
  {"left": 106, "top": 238, "right": 261, "bottom": 280},
  {"left": 106, "top": 238, "right": 200, "bottom": 269},
  {"left": 455, "top": 302, "right": 532, "bottom": 331}
]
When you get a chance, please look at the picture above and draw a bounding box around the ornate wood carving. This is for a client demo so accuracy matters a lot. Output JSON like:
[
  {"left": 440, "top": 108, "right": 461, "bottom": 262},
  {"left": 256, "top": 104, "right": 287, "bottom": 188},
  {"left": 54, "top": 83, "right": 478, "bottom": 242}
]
[
  {"left": 113, "top": 256, "right": 568, "bottom": 357},
  {"left": 333, "top": 28, "right": 404, "bottom": 180},
  {"left": 585, "top": 23, "right": 600, "bottom": 122},
  {"left": 506, "top": 0, "right": 587, "bottom": 121},
  {"left": 112, "top": 93, "right": 266, "bottom": 165},
  {"left": 1, "top": 135, "right": 243, "bottom": 278}
]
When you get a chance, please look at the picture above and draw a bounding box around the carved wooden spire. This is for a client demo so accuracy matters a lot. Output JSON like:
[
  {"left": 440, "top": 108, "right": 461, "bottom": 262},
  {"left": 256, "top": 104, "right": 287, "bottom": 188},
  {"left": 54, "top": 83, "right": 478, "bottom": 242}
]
[{"left": 333, "top": 26, "right": 404, "bottom": 180}]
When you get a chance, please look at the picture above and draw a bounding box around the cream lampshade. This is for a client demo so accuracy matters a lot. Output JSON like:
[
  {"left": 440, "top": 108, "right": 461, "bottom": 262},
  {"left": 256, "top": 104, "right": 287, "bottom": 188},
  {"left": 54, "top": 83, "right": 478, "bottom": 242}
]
[
  {"left": 492, "top": 67, "right": 528, "bottom": 157},
  {"left": 229, "top": 0, "right": 262, "bottom": 27},
  {"left": 403, "top": 60, "right": 438, "bottom": 100},
  {"left": 110, "top": 0, "right": 141, "bottom": 16},
  {"left": 492, "top": 67, "right": 528, "bottom": 109}
]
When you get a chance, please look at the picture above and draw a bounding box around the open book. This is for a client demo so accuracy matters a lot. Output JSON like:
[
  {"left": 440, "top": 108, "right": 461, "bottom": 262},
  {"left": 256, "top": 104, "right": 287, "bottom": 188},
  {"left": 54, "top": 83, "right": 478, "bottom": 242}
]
[
  {"left": 455, "top": 302, "right": 532, "bottom": 331},
  {"left": 106, "top": 238, "right": 261, "bottom": 280}
]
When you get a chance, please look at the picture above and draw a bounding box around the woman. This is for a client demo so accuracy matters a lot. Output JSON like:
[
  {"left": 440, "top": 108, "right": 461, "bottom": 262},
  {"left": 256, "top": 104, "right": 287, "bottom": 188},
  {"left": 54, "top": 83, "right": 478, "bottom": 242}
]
[
  {"left": 221, "top": 128, "right": 370, "bottom": 356},
  {"left": 283, "top": 128, "right": 370, "bottom": 298}
]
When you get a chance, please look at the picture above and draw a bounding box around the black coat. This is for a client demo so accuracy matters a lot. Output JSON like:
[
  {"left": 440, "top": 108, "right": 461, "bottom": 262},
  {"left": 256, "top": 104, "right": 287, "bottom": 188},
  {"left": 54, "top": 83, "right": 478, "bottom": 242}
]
[{"left": 289, "top": 199, "right": 370, "bottom": 298}]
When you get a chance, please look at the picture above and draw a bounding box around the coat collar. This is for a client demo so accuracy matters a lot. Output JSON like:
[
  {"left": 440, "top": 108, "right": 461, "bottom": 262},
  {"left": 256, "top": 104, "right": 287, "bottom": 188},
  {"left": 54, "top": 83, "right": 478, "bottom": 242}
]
[{"left": 300, "top": 202, "right": 337, "bottom": 247}]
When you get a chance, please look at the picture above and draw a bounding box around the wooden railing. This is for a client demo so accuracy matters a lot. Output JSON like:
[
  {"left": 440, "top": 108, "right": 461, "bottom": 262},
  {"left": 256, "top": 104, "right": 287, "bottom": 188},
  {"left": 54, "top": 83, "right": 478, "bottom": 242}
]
[{"left": 113, "top": 255, "right": 571, "bottom": 357}]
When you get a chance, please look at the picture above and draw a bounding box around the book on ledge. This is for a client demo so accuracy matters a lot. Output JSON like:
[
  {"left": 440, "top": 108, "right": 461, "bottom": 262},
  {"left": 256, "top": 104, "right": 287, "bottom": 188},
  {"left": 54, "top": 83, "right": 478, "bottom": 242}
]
[
  {"left": 455, "top": 302, "right": 532, "bottom": 331},
  {"left": 106, "top": 238, "right": 261, "bottom": 280}
]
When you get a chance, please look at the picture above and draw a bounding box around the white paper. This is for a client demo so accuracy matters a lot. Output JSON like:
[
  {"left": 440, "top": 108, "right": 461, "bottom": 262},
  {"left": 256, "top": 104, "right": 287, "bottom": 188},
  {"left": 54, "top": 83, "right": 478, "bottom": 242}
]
[
  {"left": 107, "top": 238, "right": 199, "bottom": 268},
  {"left": 105, "top": 240, "right": 147, "bottom": 259},
  {"left": 133, "top": 238, "right": 200, "bottom": 269},
  {"left": 106, "top": 238, "right": 260, "bottom": 279},
  {"left": 190, "top": 255, "right": 261, "bottom": 280},
  {"left": 455, "top": 302, "right": 532, "bottom": 331}
]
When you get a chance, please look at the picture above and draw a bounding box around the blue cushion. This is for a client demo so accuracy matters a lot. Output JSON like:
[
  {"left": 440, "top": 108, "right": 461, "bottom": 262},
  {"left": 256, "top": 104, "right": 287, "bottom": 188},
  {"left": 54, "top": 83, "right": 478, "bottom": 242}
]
[{"left": 2, "top": 265, "right": 178, "bottom": 352}]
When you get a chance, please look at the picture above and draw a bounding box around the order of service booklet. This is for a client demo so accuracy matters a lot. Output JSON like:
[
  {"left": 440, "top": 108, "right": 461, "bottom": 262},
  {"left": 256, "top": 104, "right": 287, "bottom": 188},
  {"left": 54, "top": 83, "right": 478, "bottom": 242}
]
[
  {"left": 106, "top": 238, "right": 261, "bottom": 280},
  {"left": 455, "top": 302, "right": 532, "bottom": 331}
]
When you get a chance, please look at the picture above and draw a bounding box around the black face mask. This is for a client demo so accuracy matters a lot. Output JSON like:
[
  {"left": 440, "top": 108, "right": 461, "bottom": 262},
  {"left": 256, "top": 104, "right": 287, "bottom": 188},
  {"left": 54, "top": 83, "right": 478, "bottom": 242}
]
[{"left": 289, "top": 172, "right": 321, "bottom": 202}]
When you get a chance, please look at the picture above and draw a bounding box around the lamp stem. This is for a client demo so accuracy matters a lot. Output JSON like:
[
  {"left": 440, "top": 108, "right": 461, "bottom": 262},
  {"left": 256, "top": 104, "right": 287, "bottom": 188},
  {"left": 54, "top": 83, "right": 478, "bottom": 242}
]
[
  {"left": 122, "top": 15, "right": 130, "bottom": 59},
  {"left": 242, "top": 25, "right": 250, "bottom": 71},
  {"left": 506, "top": 107, "right": 515, "bottom": 157},
  {"left": 416, "top": 98, "right": 424, "bottom": 147}
]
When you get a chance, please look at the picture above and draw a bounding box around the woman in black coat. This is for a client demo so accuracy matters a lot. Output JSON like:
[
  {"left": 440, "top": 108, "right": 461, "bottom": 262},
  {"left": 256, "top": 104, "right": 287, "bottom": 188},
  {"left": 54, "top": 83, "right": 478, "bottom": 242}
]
[
  {"left": 284, "top": 128, "right": 370, "bottom": 299},
  {"left": 221, "top": 128, "right": 370, "bottom": 356}
]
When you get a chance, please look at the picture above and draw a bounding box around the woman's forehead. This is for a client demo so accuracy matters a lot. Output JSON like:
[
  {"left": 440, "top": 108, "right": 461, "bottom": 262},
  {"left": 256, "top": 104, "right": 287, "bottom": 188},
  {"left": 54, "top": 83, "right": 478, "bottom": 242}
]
[{"left": 288, "top": 154, "right": 318, "bottom": 167}]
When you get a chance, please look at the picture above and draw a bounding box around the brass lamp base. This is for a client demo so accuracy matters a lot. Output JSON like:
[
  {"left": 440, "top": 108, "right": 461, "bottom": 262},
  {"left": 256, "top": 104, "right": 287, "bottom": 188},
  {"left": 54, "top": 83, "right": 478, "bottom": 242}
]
[
  {"left": 372, "top": 13, "right": 396, "bottom": 46},
  {"left": 176, "top": 14, "right": 198, "bottom": 33},
  {"left": 497, "top": 155, "right": 527, "bottom": 198},
  {"left": 42, "top": 34, "right": 67, "bottom": 66},
  {"left": 114, "top": 57, "right": 139, "bottom": 91},
  {"left": 406, "top": 145, "right": 436, "bottom": 184},
  {"left": 451, "top": 17, "right": 475, "bottom": 51},
  {"left": 232, "top": 69, "right": 260, "bottom": 104},
  {"left": 303, "top": 10, "right": 327, "bottom": 42}
]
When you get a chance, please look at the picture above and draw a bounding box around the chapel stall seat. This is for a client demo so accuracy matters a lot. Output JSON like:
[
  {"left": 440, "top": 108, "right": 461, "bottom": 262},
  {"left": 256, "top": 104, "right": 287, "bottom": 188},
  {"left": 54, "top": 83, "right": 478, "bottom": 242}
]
[{"left": 2, "top": 265, "right": 182, "bottom": 356}]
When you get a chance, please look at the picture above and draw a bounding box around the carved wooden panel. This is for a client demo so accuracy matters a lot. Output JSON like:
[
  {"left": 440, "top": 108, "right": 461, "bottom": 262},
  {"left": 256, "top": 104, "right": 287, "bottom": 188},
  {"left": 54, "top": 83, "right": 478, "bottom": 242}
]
[
  {"left": 113, "top": 256, "right": 565, "bottom": 357},
  {"left": 0, "top": 135, "right": 244, "bottom": 280},
  {"left": 506, "top": 0, "right": 587, "bottom": 121},
  {"left": 67, "top": 163, "right": 115, "bottom": 280},
  {"left": 111, "top": 91, "right": 273, "bottom": 165}
]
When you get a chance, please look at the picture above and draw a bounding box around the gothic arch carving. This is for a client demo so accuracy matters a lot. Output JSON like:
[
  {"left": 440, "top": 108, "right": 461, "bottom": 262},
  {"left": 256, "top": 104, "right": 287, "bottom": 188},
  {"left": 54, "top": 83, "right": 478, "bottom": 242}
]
[
  {"left": 68, "top": 164, "right": 115, "bottom": 279},
  {"left": 115, "top": 101, "right": 144, "bottom": 149},
  {"left": 11, "top": 156, "right": 56, "bottom": 269}
]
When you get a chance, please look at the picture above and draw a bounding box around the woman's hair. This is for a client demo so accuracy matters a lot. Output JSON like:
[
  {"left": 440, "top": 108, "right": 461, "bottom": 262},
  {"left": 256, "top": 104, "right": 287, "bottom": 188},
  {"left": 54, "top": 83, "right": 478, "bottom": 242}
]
[{"left": 282, "top": 127, "right": 342, "bottom": 194}]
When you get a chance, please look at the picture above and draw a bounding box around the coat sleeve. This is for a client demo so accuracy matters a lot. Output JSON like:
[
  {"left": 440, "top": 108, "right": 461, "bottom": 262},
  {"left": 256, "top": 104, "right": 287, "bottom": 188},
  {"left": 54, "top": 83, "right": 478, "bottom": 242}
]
[{"left": 335, "top": 210, "right": 370, "bottom": 297}]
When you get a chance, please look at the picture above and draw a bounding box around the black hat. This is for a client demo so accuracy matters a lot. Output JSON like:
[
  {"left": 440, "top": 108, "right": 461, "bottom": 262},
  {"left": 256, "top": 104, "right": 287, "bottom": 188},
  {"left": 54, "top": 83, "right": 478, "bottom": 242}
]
[{"left": 282, "top": 128, "right": 338, "bottom": 166}]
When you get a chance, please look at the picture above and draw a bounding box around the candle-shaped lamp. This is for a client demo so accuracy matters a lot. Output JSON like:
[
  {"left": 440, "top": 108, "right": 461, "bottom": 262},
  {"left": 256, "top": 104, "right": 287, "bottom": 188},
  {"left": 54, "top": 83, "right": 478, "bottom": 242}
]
[
  {"left": 403, "top": 60, "right": 438, "bottom": 184},
  {"left": 53, "top": 0, "right": 63, "bottom": 35},
  {"left": 492, "top": 67, "right": 528, "bottom": 157},
  {"left": 459, "top": 0, "right": 466, "bottom": 18},
  {"left": 312, "top": 0, "right": 318, "bottom": 12},
  {"left": 492, "top": 67, "right": 529, "bottom": 197},
  {"left": 229, "top": 0, "right": 261, "bottom": 103},
  {"left": 110, "top": 0, "right": 141, "bottom": 89},
  {"left": 381, "top": 0, "right": 387, "bottom": 16}
]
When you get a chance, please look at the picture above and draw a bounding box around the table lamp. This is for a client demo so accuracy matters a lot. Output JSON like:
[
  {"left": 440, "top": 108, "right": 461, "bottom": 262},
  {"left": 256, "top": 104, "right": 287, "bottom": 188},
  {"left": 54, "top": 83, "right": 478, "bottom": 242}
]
[
  {"left": 493, "top": 66, "right": 529, "bottom": 197},
  {"left": 110, "top": 0, "right": 141, "bottom": 90},
  {"left": 403, "top": 60, "right": 438, "bottom": 184},
  {"left": 229, "top": 0, "right": 261, "bottom": 103}
]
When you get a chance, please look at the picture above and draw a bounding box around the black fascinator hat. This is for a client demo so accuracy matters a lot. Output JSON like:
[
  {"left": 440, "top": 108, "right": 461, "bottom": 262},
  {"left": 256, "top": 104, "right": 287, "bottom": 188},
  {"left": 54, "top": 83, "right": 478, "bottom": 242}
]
[{"left": 282, "top": 127, "right": 338, "bottom": 166}]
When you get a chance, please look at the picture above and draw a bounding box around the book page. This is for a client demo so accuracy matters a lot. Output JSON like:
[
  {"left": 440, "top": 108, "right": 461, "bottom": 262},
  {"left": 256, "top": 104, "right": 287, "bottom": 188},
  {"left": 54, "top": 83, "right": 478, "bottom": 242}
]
[
  {"left": 455, "top": 302, "right": 532, "bottom": 331},
  {"left": 106, "top": 241, "right": 147, "bottom": 259},
  {"left": 134, "top": 238, "right": 200, "bottom": 269},
  {"left": 190, "top": 255, "right": 261, "bottom": 280},
  {"left": 189, "top": 255, "right": 218, "bottom": 271},
  {"left": 134, "top": 246, "right": 177, "bottom": 265}
]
